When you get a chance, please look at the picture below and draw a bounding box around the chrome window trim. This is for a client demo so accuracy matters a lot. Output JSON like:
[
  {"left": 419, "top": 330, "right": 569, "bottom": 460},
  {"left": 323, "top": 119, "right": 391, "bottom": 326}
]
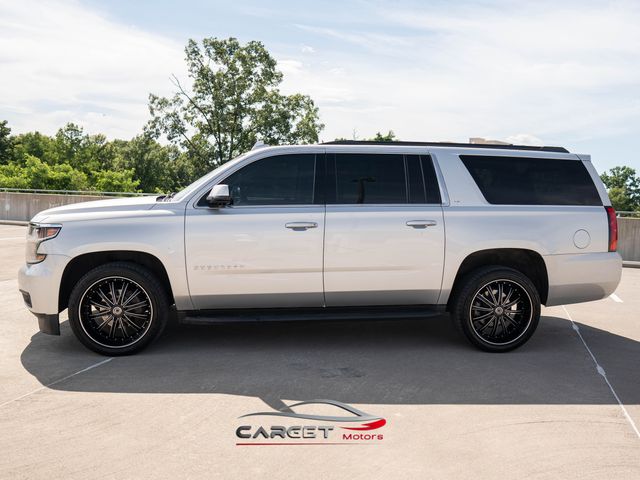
[
  {"left": 194, "top": 204, "right": 323, "bottom": 210},
  {"left": 326, "top": 203, "right": 444, "bottom": 208},
  {"left": 194, "top": 203, "right": 443, "bottom": 210}
]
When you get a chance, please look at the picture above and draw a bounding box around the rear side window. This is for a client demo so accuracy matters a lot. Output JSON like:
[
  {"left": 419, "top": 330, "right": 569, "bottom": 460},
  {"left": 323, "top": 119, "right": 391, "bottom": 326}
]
[
  {"left": 406, "top": 155, "right": 442, "bottom": 204},
  {"left": 333, "top": 153, "right": 406, "bottom": 204},
  {"left": 328, "top": 153, "right": 442, "bottom": 204},
  {"left": 406, "top": 155, "right": 426, "bottom": 203},
  {"left": 460, "top": 155, "right": 601, "bottom": 206}
]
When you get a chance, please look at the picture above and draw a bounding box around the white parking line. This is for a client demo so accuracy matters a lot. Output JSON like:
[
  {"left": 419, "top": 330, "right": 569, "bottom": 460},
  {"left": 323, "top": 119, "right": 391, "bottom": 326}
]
[
  {"left": 0, "top": 357, "right": 113, "bottom": 408},
  {"left": 562, "top": 305, "right": 640, "bottom": 440},
  {"left": 609, "top": 293, "right": 624, "bottom": 303}
]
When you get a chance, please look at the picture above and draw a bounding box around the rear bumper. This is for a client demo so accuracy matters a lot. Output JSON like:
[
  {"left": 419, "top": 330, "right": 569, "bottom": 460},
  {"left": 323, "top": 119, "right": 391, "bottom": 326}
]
[
  {"left": 18, "top": 254, "right": 69, "bottom": 335},
  {"left": 544, "top": 252, "right": 622, "bottom": 306}
]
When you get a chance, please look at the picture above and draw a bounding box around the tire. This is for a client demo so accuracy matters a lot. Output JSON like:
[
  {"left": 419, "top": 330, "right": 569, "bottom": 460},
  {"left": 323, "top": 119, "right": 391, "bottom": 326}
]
[
  {"left": 68, "top": 262, "right": 169, "bottom": 356},
  {"left": 451, "top": 266, "right": 541, "bottom": 352}
]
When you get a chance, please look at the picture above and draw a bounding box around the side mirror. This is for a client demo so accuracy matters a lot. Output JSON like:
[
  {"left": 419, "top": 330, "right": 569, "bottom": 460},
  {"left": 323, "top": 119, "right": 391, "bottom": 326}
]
[{"left": 206, "top": 184, "right": 232, "bottom": 208}]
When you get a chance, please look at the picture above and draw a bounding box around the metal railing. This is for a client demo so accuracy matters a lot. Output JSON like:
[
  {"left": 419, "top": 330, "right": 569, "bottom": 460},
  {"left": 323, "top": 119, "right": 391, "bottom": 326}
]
[
  {"left": 0, "top": 187, "right": 156, "bottom": 197},
  {"left": 617, "top": 211, "right": 640, "bottom": 218}
]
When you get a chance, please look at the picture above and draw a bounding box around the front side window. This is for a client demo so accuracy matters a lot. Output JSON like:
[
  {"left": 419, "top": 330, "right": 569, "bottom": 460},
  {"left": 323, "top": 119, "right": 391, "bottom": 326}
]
[
  {"left": 333, "top": 153, "right": 407, "bottom": 204},
  {"left": 215, "top": 154, "right": 316, "bottom": 206}
]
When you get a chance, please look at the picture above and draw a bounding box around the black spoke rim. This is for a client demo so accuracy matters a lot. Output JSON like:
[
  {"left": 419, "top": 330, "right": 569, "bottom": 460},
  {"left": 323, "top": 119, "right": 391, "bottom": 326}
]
[
  {"left": 469, "top": 279, "right": 533, "bottom": 346},
  {"left": 79, "top": 276, "right": 153, "bottom": 348}
]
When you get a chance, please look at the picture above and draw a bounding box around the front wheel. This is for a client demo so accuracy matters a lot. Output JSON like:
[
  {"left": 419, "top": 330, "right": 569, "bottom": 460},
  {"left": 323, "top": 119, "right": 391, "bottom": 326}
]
[
  {"left": 68, "top": 262, "right": 169, "bottom": 356},
  {"left": 451, "top": 267, "right": 541, "bottom": 352}
]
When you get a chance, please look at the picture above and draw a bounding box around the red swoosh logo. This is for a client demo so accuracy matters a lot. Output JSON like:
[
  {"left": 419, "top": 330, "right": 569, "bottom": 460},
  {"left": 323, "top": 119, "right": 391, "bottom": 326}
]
[{"left": 340, "top": 418, "right": 387, "bottom": 431}]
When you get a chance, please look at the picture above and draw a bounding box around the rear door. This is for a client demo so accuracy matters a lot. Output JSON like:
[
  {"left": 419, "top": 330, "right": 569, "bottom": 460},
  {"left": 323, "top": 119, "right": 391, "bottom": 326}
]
[{"left": 323, "top": 152, "right": 445, "bottom": 306}]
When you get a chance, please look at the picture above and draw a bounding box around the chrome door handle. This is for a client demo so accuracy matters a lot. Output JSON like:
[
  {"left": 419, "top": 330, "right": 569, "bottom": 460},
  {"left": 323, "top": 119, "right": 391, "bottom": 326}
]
[
  {"left": 406, "top": 220, "right": 437, "bottom": 228},
  {"left": 285, "top": 222, "right": 318, "bottom": 230}
]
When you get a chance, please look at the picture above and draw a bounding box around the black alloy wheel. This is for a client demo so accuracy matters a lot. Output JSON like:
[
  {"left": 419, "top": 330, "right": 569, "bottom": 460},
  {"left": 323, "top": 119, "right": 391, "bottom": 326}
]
[
  {"left": 78, "top": 276, "right": 153, "bottom": 348},
  {"left": 452, "top": 266, "right": 541, "bottom": 352},
  {"left": 68, "top": 262, "right": 169, "bottom": 356},
  {"left": 468, "top": 279, "right": 533, "bottom": 346}
]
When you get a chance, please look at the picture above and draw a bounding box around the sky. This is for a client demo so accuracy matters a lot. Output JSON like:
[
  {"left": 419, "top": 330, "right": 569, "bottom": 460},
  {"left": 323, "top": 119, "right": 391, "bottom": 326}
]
[{"left": 0, "top": 0, "right": 639, "bottom": 173}]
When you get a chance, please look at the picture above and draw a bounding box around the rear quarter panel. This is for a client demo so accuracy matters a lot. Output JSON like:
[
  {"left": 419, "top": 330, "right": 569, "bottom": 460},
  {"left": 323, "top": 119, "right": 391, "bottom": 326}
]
[{"left": 431, "top": 148, "right": 612, "bottom": 305}]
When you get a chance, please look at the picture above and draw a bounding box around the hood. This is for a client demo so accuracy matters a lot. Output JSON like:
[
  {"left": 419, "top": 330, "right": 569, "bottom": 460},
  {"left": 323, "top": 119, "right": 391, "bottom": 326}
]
[{"left": 31, "top": 195, "right": 161, "bottom": 223}]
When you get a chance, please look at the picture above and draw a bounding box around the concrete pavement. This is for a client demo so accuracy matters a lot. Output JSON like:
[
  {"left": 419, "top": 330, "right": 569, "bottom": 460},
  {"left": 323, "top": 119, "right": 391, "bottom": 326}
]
[{"left": 1, "top": 225, "right": 639, "bottom": 479}]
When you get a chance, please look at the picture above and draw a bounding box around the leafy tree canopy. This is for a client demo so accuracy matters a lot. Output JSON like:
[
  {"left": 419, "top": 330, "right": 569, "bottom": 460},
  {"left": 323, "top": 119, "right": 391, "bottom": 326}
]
[
  {"left": 147, "top": 37, "right": 324, "bottom": 175},
  {"left": 334, "top": 130, "right": 397, "bottom": 142},
  {"left": 1, "top": 38, "right": 326, "bottom": 193},
  {"left": 600, "top": 166, "right": 640, "bottom": 212},
  {"left": 0, "top": 120, "right": 12, "bottom": 164},
  {"left": 0, "top": 123, "right": 178, "bottom": 193},
  {"left": 0, "top": 155, "right": 88, "bottom": 190},
  {"left": 370, "top": 130, "right": 397, "bottom": 142}
]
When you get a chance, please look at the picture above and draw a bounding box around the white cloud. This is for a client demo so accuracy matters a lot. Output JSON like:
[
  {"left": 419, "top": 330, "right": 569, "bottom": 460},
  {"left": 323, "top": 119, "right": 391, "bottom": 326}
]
[
  {"left": 0, "top": 0, "right": 185, "bottom": 138},
  {"left": 296, "top": 24, "right": 412, "bottom": 53},
  {"left": 1, "top": 0, "right": 639, "bottom": 167},
  {"left": 300, "top": 44, "right": 315, "bottom": 54},
  {"left": 505, "top": 134, "right": 543, "bottom": 146},
  {"left": 283, "top": 1, "right": 640, "bottom": 147},
  {"left": 277, "top": 59, "right": 304, "bottom": 75}
]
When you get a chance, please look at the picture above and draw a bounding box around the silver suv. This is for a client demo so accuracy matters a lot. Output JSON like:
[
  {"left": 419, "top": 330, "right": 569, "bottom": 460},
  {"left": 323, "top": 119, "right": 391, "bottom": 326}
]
[{"left": 18, "top": 141, "right": 622, "bottom": 355}]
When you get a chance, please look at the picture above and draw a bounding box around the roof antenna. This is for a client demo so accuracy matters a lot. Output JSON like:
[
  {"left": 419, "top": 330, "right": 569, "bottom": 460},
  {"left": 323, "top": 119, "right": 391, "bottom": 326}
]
[{"left": 252, "top": 141, "right": 268, "bottom": 150}]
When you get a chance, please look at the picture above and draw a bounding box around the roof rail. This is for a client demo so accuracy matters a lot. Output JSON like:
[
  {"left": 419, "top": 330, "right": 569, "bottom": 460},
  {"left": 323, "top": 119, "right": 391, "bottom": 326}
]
[{"left": 322, "top": 140, "right": 569, "bottom": 153}]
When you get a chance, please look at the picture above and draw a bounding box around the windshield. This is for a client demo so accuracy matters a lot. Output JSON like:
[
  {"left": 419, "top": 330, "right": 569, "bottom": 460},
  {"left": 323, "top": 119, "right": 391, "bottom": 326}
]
[{"left": 171, "top": 151, "right": 252, "bottom": 202}]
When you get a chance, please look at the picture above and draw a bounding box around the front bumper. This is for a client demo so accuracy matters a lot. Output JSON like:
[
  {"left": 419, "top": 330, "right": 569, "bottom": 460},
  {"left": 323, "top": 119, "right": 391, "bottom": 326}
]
[
  {"left": 35, "top": 313, "right": 60, "bottom": 335},
  {"left": 18, "top": 254, "right": 69, "bottom": 335}
]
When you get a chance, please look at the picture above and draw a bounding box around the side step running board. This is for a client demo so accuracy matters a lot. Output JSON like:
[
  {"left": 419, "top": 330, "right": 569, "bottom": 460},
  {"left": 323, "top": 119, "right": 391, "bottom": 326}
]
[{"left": 178, "top": 305, "right": 446, "bottom": 325}]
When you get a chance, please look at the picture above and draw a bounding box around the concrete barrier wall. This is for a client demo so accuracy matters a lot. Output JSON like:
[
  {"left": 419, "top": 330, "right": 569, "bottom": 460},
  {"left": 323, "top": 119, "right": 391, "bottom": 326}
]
[
  {"left": 2, "top": 192, "right": 640, "bottom": 261},
  {"left": 618, "top": 217, "right": 640, "bottom": 262},
  {"left": 0, "top": 191, "right": 107, "bottom": 222}
]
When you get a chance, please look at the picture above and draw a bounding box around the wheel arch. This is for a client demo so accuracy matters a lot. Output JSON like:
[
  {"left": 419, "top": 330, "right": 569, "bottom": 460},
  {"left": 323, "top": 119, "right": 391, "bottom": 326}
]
[
  {"left": 59, "top": 251, "right": 175, "bottom": 312},
  {"left": 447, "top": 248, "right": 548, "bottom": 310}
]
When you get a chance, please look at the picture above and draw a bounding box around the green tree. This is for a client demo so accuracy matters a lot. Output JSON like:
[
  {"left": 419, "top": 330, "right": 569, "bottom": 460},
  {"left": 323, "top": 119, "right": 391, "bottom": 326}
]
[
  {"left": 10, "top": 124, "right": 115, "bottom": 173},
  {"left": 0, "top": 120, "right": 13, "bottom": 164},
  {"left": 0, "top": 155, "right": 88, "bottom": 190},
  {"left": 334, "top": 130, "right": 398, "bottom": 142},
  {"left": 0, "top": 163, "right": 30, "bottom": 188},
  {"left": 54, "top": 123, "right": 85, "bottom": 164},
  {"left": 600, "top": 166, "right": 640, "bottom": 211},
  {"left": 370, "top": 130, "right": 397, "bottom": 142},
  {"left": 112, "top": 135, "right": 182, "bottom": 193},
  {"left": 92, "top": 169, "right": 140, "bottom": 193},
  {"left": 147, "top": 37, "right": 324, "bottom": 175},
  {"left": 11, "top": 131, "right": 56, "bottom": 165},
  {"left": 53, "top": 123, "right": 115, "bottom": 172}
]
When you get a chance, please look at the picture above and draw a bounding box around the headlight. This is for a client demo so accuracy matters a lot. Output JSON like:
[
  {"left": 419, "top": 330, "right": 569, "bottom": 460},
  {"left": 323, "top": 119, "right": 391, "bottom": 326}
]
[{"left": 26, "top": 223, "right": 61, "bottom": 264}]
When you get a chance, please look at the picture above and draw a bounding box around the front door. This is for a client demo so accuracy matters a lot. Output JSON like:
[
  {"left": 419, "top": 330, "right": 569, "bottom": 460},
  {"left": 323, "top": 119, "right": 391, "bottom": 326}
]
[
  {"left": 323, "top": 152, "right": 445, "bottom": 306},
  {"left": 185, "top": 152, "right": 325, "bottom": 309}
]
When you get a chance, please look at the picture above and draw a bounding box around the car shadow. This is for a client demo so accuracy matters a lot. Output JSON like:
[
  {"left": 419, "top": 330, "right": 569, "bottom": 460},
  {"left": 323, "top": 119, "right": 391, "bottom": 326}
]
[{"left": 19, "top": 314, "right": 640, "bottom": 406}]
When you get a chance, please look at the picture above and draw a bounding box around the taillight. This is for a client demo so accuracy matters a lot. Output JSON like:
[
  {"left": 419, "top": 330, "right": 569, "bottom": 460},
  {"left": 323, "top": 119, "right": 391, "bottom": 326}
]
[{"left": 605, "top": 206, "right": 617, "bottom": 252}]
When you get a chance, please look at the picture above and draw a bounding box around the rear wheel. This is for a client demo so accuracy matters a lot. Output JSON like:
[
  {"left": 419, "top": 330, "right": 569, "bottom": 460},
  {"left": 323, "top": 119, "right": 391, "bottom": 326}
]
[
  {"left": 68, "top": 262, "right": 169, "bottom": 356},
  {"left": 452, "top": 266, "right": 541, "bottom": 352}
]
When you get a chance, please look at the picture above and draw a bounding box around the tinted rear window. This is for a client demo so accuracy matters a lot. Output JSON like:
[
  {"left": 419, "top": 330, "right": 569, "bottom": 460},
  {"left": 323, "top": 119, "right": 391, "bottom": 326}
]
[
  {"left": 333, "top": 153, "right": 407, "bottom": 204},
  {"left": 406, "top": 155, "right": 442, "bottom": 204},
  {"left": 460, "top": 155, "right": 601, "bottom": 206}
]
